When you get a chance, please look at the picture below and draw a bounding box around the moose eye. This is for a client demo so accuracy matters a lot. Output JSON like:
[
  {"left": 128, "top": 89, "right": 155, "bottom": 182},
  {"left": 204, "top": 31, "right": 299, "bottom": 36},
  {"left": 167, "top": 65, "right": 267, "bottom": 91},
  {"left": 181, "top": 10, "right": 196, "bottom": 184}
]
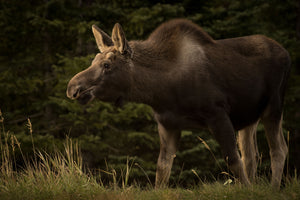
[{"left": 103, "top": 63, "right": 110, "bottom": 69}]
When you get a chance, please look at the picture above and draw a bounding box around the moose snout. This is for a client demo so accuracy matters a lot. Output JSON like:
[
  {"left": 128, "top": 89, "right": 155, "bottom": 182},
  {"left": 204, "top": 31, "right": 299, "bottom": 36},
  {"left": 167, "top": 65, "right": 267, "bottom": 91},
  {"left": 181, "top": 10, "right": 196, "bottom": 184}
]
[{"left": 66, "top": 84, "right": 81, "bottom": 100}]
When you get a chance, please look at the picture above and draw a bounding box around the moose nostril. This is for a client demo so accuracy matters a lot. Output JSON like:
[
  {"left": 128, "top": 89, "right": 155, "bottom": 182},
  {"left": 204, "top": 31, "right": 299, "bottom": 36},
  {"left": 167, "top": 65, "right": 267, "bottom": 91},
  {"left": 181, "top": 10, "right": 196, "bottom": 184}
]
[{"left": 73, "top": 88, "right": 80, "bottom": 98}]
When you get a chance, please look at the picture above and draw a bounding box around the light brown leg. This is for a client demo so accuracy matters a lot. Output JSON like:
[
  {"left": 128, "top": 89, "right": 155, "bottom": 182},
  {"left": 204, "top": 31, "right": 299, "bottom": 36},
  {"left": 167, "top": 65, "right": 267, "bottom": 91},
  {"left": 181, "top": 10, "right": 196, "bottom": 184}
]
[
  {"left": 155, "top": 123, "right": 181, "bottom": 188},
  {"left": 263, "top": 114, "right": 288, "bottom": 188},
  {"left": 238, "top": 121, "right": 259, "bottom": 182}
]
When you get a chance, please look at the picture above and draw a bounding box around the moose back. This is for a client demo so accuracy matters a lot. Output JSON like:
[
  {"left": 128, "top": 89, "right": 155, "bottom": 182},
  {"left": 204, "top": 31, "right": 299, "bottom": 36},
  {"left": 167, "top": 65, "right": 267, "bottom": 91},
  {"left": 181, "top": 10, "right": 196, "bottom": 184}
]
[{"left": 67, "top": 19, "right": 291, "bottom": 188}]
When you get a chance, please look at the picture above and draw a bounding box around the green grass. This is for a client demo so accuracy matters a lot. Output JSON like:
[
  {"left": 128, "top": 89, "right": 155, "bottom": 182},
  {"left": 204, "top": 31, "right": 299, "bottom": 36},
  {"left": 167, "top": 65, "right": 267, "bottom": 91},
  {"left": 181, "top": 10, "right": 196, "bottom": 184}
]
[
  {"left": 0, "top": 176, "right": 299, "bottom": 200},
  {"left": 0, "top": 111, "right": 299, "bottom": 200}
]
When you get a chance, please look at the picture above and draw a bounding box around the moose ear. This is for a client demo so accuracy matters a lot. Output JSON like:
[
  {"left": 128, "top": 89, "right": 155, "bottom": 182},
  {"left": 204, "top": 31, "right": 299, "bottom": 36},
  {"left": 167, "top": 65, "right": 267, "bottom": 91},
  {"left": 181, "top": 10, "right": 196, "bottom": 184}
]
[
  {"left": 92, "top": 25, "right": 113, "bottom": 52},
  {"left": 111, "top": 23, "right": 131, "bottom": 55}
]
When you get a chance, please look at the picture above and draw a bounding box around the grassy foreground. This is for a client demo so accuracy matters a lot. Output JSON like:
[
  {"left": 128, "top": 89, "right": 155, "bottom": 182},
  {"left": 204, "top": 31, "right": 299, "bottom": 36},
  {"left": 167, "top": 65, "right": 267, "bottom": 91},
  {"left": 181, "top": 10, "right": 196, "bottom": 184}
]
[
  {"left": 0, "top": 173, "right": 299, "bottom": 200},
  {"left": 0, "top": 113, "right": 299, "bottom": 200}
]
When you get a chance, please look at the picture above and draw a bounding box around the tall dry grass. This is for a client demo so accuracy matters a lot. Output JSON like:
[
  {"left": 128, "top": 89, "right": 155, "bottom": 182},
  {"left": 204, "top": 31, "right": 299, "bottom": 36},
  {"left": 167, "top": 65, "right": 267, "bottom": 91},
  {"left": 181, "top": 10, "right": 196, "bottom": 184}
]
[{"left": 0, "top": 110, "right": 102, "bottom": 199}]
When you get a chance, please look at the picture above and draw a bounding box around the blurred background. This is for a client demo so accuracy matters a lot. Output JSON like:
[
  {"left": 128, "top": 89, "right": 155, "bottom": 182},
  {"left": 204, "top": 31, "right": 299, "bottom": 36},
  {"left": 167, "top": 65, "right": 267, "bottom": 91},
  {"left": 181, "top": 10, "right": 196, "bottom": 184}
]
[{"left": 0, "top": 0, "right": 299, "bottom": 186}]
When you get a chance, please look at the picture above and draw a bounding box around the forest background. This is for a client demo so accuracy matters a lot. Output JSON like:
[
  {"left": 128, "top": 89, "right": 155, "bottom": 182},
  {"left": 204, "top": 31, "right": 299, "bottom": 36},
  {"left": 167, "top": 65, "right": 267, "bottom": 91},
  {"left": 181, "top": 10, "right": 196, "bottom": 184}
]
[{"left": 0, "top": 0, "right": 299, "bottom": 186}]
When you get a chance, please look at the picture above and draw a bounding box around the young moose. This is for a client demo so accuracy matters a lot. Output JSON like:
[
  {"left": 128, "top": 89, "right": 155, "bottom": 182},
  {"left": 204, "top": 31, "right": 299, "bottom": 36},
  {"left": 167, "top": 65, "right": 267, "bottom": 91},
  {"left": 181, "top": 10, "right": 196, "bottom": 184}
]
[{"left": 67, "top": 19, "right": 291, "bottom": 188}]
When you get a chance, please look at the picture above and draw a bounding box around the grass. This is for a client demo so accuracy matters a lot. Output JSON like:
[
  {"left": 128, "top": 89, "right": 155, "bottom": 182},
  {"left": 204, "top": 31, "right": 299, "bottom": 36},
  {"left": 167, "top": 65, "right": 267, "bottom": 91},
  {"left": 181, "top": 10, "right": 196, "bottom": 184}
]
[
  {"left": 0, "top": 110, "right": 299, "bottom": 200},
  {"left": 0, "top": 177, "right": 299, "bottom": 200}
]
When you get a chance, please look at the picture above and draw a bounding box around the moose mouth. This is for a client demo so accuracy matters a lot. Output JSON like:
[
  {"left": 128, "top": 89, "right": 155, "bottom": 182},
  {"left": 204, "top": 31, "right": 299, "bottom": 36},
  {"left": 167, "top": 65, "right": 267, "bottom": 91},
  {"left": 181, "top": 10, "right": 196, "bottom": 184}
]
[
  {"left": 76, "top": 88, "right": 123, "bottom": 107},
  {"left": 74, "top": 87, "right": 95, "bottom": 105},
  {"left": 77, "top": 91, "right": 94, "bottom": 105}
]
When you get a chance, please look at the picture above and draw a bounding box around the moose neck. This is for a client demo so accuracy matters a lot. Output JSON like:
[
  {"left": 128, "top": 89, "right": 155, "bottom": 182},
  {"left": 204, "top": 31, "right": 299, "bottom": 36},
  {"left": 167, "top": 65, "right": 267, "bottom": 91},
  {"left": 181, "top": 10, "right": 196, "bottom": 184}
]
[{"left": 127, "top": 41, "right": 173, "bottom": 111}]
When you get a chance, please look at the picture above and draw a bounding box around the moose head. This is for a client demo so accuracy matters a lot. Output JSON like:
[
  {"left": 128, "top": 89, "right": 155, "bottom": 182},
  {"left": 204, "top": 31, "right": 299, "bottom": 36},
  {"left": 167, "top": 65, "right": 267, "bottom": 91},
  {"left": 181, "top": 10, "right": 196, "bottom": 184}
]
[{"left": 66, "top": 23, "right": 133, "bottom": 106}]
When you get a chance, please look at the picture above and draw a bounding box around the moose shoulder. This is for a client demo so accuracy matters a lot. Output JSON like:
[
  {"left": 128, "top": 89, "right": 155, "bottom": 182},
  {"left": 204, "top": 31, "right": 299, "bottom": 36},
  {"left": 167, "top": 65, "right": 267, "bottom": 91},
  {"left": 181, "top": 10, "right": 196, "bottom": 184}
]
[{"left": 67, "top": 19, "right": 291, "bottom": 188}]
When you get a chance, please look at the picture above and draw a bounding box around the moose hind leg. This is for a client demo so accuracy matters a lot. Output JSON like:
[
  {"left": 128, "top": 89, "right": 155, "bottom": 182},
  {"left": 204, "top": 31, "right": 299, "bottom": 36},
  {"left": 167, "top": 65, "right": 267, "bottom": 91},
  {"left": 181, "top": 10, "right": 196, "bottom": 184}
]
[
  {"left": 238, "top": 121, "right": 259, "bottom": 182},
  {"left": 208, "top": 111, "right": 250, "bottom": 185},
  {"left": 155, "top": 123, "right": 181, "bottom": 188},
  {"left": 262, "top": 113, "right": 288, "bottom": 188}
]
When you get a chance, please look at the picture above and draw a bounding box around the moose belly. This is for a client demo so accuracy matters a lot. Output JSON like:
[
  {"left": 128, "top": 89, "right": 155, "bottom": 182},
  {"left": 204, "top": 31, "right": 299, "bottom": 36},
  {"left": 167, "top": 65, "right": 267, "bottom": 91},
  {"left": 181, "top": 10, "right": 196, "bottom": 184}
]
[
  {"left": 154, "top": 96, "right": 268, "bottom": 131},
  {"left": 228, "top": 97, "right": 269, "bottom": 130},
  {"left": 154, "top": 110, "right": 208, "bottom": 130}
]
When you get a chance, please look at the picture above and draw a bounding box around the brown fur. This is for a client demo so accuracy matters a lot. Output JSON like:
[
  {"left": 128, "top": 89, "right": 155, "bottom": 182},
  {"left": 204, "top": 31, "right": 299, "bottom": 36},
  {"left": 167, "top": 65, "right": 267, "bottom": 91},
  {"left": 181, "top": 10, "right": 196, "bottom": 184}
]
[{"left": 67, "top": 19, "right": 291, "bottom": 188}]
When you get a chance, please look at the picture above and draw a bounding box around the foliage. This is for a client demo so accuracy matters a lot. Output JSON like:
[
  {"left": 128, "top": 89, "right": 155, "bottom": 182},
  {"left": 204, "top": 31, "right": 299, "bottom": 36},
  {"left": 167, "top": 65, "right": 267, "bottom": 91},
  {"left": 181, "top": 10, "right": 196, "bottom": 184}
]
[{"left": 0, "top": 0, "right": 299, "bottom": 186}]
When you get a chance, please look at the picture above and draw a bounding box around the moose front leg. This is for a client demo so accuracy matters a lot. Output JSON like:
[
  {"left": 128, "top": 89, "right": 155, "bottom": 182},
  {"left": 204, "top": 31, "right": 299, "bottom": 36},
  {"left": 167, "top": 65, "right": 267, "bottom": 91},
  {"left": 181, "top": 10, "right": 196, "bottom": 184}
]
[
  {"left": 208, "top": 111, "right": 250, "bottom": 185},
  {"left": 155, "top": 122, "right": 181, "bottom": 188}
]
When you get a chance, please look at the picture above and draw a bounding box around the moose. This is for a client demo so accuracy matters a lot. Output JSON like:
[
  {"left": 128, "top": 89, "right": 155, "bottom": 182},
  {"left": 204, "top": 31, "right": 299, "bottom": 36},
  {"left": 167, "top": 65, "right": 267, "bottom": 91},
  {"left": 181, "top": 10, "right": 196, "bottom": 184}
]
[{"left": 67, "top": 19, "right": 291, "bottom": 188}]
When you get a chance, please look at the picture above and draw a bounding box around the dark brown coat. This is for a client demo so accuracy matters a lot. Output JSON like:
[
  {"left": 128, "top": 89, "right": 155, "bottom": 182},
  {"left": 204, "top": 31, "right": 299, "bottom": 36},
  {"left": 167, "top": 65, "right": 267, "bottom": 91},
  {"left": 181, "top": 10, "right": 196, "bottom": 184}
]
[{"left": 67, "top": 19, "right": 291, "bottom": 188}]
